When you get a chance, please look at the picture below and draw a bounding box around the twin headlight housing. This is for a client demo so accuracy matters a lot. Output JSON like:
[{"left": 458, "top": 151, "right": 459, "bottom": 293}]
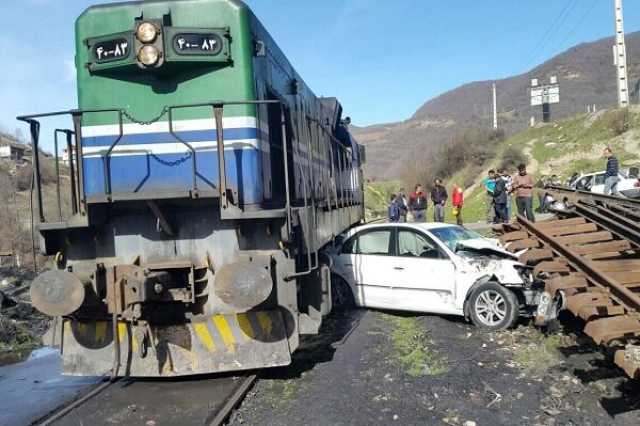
[
  {"left": 87, "top": 20, "right": 231, "bottom": 73},
  {"left": 135, "top": 20, "right": 163, "bottom": 68}
]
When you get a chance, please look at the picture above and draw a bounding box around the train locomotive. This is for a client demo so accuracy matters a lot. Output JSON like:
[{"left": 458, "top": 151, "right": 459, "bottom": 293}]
[{"left": 21, "top": 0, "right": 365, "bottom": 377}]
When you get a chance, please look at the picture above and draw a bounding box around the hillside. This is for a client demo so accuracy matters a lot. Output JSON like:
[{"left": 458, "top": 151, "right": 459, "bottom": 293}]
[
  {"left": 366, "top": 106, "right": 640, "bottom": 224},
  {"left": 356, "top": 31, "right": 640, "bottom": 181}
]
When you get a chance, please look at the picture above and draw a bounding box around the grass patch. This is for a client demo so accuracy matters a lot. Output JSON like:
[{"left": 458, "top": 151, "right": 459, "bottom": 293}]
[
  {"left": 495, "top": 327, "right": 568, "bottom": 374},
  {"left": 0, "top": 318, "right": 40, "bottom": 354},
  {"left": 383, "top": 314, "right": 448, "bottom": 377}
]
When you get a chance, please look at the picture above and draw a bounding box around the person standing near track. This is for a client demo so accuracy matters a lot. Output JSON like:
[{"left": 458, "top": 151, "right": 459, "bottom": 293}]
[
  {"left": 396, "top": 189, "right": 409, "bottom": 222},
  {"left": 451, "top": 183, "right": 464, "bottom": 226},
  {"left": 603, "top": 147, "right": 620, "bottom": 196},
  {"left": 493, "top": 172, "right": 508, "bottom": 223},
  {"left": 409, "top": 184, "right": 428, "bottom": 222},
  {"left": 431, "top": 179, "right": 448, "bottom": 223},
  {"left": 502, "top": 169, "right": 513, "bottom": 221},
  {"left": 484, "top": 170, "right": 496, "bottom": 223},
  {"left": 512, "top": 163, "right": 535, "bottom": 222},
  {"left": 388, "top": 194, "right": 400, "bottom": 223}
]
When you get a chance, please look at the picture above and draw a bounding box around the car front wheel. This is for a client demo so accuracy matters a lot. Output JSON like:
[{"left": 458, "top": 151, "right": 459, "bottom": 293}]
[
  {"left": 331, "top": 274, "right": 355, "bottom": 311},
  {"left": 468, "top": 282, "right": 518, "bottom": 330}
]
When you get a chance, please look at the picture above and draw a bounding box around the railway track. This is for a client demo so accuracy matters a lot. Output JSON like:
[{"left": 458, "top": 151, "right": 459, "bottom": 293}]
[
  {"left": 494, "top": 190, "right": 640, "bottom": 380},
  {"left": 32, "top": 373, "right": 257, "bottom": 426}
]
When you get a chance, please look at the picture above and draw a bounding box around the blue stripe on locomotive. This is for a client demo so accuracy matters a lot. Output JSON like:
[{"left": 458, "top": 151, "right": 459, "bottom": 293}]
[
  {"left": 82, "top": 129, "right": 264, "bottom": 204},
  {"left": 82, "top": 128, "right": 262, "bottom": 147}
]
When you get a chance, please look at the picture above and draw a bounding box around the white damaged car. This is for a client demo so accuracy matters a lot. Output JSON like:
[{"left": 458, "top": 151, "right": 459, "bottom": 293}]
[{"left": 327, "top": 223, "right": 548, "bottom": 330}]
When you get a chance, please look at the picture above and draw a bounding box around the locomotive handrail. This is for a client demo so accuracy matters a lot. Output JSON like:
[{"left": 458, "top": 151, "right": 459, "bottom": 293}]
[{"left": 53, "top": 129, "right": 77, "bottom": 220}]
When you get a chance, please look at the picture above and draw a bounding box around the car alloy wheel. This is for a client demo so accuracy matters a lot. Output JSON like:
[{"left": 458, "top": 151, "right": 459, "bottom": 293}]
[
  {"left": 468, "top": 282, "right": 518, "bottom": 330},
  {"left": 474, "top": 290, "right": 507, "bottom": 326}
]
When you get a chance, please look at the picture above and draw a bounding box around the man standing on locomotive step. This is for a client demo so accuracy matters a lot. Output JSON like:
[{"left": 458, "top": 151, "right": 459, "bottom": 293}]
[
  {"left": 512, "top": 163, "right": 535, "bottom": 222},
  {"left": 409, "top": 184, "right": 428, "bottom": 222},
  {"left": 431, "top": 179, "right": 448, "bottom": 222},
  {"left": 603, "top": 147, "right": 620, "bottom": 196}
]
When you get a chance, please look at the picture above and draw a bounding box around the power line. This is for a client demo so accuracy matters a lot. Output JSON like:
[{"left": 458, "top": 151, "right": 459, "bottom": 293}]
[
  {"left": 524, "top": 0, "right": 579, "bottom": 69},
  {"left": 556, "top": 0, "right": 599, "bottom": 53}
]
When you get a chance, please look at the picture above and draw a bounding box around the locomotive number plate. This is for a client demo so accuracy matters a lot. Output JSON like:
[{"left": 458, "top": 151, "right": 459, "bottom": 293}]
[
  {"left": 173, "top": 33, "right": 223, "bottom": 55},
  {"left": 93, "top": 38, "right": 130, "bottom": 62}
]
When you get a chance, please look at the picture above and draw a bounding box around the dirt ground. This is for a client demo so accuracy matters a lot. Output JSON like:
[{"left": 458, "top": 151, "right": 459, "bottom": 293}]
[{"left": 230, "top": 310, "right": 640, "bottom": 426}]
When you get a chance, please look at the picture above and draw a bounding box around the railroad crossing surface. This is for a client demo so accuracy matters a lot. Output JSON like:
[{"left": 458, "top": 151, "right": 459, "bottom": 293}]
[
  {"left": 231, "top": 310, "right": 640, "bottom": 426},
  {"left": 1, "top": 305, "right": 639, "bottom": 425}
]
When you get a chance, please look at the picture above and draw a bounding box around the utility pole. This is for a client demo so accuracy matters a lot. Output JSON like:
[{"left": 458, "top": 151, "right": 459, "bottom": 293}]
[
  {"left": 614, "top": 0, "right": 630, "bottom": 108},
  {"left": 492, "top": 83, "right": 498, "bottom": 130}
]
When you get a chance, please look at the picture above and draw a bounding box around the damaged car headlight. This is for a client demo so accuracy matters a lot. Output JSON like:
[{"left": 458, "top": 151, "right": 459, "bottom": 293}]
[{"left": 513, "top": 265, "right": 533, "bottom": 286}]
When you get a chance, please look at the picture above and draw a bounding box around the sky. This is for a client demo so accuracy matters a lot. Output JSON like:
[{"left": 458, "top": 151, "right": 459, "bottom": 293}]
[{"left": 2, "top": 0, "right": 640, "bottom": 149}]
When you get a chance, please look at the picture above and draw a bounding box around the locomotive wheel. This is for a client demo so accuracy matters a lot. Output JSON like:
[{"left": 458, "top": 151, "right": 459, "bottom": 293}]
[{"left": 331, "top": 274, "right": 355, "bottom": 311}]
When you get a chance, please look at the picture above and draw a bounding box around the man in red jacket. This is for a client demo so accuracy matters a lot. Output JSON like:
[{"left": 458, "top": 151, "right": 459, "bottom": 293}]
[{"left": 451, "top": 184, "right": 464, "bottom": 226}]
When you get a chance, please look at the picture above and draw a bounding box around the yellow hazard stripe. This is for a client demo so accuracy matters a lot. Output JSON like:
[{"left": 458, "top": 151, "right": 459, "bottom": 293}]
[
  {"left": 213, "top": 315, "right": 236, "bottom": 351},
  {"left": 236, "top": 313, "right": 255, "bottom": 340},
  {"left": 256, "top": 312, "right": 273, "bottom": 337},
  {"left": 194, "top": 322, "right": 216, "bottom": 352},
  {"left": 117, "top": 322, "right": 137, "bottom": 353},
  {"left": 95, "top": 321, "right": 108, "bottom": 345}
]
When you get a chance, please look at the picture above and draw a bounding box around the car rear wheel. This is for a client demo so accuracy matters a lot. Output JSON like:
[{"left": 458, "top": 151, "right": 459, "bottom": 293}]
[
  {"left": 468, "top": 282, "right": 518, "bottom": 330},
  {"left": 331, "top": 274, "right": 355, "bottom": 311}
]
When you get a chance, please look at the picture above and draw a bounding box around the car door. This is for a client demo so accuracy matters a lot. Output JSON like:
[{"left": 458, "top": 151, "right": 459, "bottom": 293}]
[
  {"left": 592, "top": 173, "right": 606, "bottom": 194},
  {"left": 388, "top": 229, "right": 457, "bottom": 314},
  {"left": 336, "top": 228, "right": 397, "bottom": 309},
  {"left": 575, "top": 175, "right": 593, "bottom": 191}
]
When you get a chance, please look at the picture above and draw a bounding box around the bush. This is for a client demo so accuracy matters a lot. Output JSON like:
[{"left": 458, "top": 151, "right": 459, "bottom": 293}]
[
  {"left": 606, "top": 109, "right": 629, "bottom": 136},
  {"left": 15, "top": 152, "right": 58, "bottom": 191},
  {"left": 500, "top": 145, "right": 527, "bottom": 171}
]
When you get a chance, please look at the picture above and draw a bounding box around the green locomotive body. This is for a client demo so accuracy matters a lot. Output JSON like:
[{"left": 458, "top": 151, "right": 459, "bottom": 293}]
[{"left": 22, "top": 0, "right": 364, "bottom": 377}]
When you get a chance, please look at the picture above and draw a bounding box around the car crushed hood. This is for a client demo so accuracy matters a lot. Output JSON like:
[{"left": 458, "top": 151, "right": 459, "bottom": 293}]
[
  {"left": 456, "top": 239, "right": 528, "bottom": 285},
  {"left": 456, "top": 238, "right": 518, "bottom": 260}
]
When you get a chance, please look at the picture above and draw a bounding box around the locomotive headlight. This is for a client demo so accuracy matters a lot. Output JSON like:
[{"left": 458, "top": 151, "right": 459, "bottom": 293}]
[
  {"left": 136, "top": 22, "right": 158, "bottom": 43},
  {"left": 138, "top": 45, "right": 160, "bottom": 67}
]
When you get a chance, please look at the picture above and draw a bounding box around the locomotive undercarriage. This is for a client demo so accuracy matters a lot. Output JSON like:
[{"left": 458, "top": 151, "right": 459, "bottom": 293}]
[{"left": 33, "top": 200, "right": 363, "bottom": 377}]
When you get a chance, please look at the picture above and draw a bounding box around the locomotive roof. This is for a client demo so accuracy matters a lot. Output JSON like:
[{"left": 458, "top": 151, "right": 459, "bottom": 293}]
[{"left": 85, "top": 0, "right": 248, "bottom": 12}]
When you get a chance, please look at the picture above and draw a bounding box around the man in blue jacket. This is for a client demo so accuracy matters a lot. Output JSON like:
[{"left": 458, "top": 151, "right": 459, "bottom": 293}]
[
  {"left": 388, "top": 194, "right": 400, "bottom": 222},
  {"left": 603, "top": 147, "right": 620, "bottom": 196},
  {"left": 484, "top": 170, "right": 496, "bottom": 223}
]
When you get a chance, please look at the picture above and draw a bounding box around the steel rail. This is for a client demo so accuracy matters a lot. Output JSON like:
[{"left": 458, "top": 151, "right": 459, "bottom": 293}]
[
  {"left": 545, "top": 184, "right": 640, "bottom": 210},
  {"left": 33, "top": 378, "right": 117, "bottom": 426},
  {"left": 572, "top": 202, "right": 640, "bottom": 248},
  {"left": 516, "top": 215, "right": 640, "bottom": 311},
  {"left": 206, "top": 374, "right": 258, "bottom": 426}
]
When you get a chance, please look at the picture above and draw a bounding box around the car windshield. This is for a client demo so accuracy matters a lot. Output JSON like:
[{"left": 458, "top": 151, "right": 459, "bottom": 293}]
[{"left": 429, "top": 226, "right": 484, "bottom": 251}]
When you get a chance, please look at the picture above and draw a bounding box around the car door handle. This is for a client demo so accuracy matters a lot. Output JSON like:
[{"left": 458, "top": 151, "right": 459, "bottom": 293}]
[
  {"left": 393, "top": 267, "right": 405, "bottom": 271},
  {"left": 344, "top": 263, "right": 353, "bottom": 267}
]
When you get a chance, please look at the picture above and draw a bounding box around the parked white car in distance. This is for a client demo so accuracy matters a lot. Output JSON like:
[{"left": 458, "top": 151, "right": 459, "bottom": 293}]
[
  {"left": 327, "top": 223, "right": 549, "bottom": 330},
  {"left": 570, "top": 170, "right": 640, "bottom": 199}
]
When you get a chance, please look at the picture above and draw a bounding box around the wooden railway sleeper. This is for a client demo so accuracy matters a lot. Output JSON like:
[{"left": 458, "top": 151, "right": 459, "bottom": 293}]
[
  {"left": 614, "top": 346, "right": 640, "bottom": 379},
  {"left": 583, "top": 315, "right": 640, "bottom": 345},
  {"left": 519, "top": 248, "right": 554, "bottom": 265},
  {"left": 533, "top": 261, "right": 570, "bottom": 278}
]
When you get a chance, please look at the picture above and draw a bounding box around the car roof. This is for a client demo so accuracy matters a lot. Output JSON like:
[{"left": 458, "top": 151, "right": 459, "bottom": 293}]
[{"left": 344, "top": 222, "right": 457, "bottom": 236}]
